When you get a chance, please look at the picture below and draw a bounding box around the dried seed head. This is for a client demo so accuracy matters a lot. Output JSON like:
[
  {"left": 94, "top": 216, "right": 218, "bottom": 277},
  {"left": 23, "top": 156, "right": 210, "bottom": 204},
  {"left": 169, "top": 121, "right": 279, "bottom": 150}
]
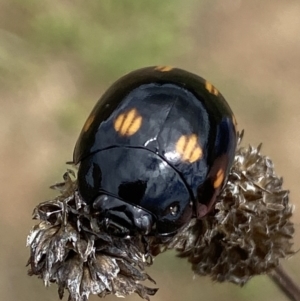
[
  {"left": 169, "top": 143, "right": 294, "bottom": 285},
  {"left": 27, "top": 171, "right": 157, "bottom": 301}
]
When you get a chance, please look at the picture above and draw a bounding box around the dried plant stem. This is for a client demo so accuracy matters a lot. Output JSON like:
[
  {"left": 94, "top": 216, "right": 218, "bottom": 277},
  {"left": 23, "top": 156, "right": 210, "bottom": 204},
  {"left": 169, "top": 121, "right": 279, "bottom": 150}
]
[{"left": 270, "top": 265, "right": 300, "bottom": 301}]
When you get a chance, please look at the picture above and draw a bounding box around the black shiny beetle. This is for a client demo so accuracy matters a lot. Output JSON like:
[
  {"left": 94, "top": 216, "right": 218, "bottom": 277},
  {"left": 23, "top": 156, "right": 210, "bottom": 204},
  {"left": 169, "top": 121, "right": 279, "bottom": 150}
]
[{"left": 73, "top": 66, "right": 237, "bottom": 237}]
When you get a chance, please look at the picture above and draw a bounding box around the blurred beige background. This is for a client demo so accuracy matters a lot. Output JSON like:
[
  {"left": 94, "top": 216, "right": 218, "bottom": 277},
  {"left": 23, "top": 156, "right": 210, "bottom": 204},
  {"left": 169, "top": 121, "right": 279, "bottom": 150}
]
[{"left": 1, "top": 1, "right": 300, "bottom": 301}]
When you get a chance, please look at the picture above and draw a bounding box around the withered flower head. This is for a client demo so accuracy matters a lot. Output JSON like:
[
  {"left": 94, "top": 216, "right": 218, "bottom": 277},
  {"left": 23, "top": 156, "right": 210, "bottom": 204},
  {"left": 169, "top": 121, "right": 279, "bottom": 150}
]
[
  {"left": 170, "top": 138, "right": 294, "bottom": 285},
  {"left": 27, "top": 135, "right": 295, "bottom": 300},
  {"left": 27, "top": 170, "right": 157, "bottom": 301}
]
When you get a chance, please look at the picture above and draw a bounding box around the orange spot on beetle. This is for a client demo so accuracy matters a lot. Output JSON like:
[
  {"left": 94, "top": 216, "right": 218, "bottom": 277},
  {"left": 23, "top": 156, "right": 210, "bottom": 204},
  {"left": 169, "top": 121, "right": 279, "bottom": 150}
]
[
  {"left": 176, "top": 134, "right": 203, "bottom": 163},
  {"left": 114, "top": 108, "right": 142, "bottom": 136},
  {"left": 155, "top": 66, "right": 173, "bottom": 72},
  {"left": 214, "top": 169, "right": 224, "bottom": 188},
  {"left": 205, "top": 81, "right": 219, "bottom": 96},
  {"left": 83, "top": 114, "right": 95, "bottom": 132}
]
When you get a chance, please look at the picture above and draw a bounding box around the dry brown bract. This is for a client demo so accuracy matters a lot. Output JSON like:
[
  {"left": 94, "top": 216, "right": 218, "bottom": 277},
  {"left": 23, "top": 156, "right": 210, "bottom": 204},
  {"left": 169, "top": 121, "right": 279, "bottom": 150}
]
[{"left": 27, "top": 134, "right": 294, "bottom": 300}]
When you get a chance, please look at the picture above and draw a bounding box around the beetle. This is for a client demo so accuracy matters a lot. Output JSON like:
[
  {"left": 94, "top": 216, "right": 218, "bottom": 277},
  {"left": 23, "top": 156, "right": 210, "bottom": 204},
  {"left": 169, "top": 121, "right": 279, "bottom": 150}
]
[{"left": 73, "top": 66, "right": 237, "bottom": 237}]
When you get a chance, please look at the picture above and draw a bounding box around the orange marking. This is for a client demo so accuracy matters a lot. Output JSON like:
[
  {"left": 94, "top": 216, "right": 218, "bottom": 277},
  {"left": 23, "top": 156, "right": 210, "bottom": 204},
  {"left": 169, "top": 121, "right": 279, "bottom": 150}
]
[
  {"left": 182, "top": 134, "right": 197, "bottom": 161},
  {"left": 120, "top": 109, "right": 136, "bottom": 134},
  {"left": 114, "top": 113, "right": 125, "bottom": 132},
  {"left": 176, "top": 135, "right": 187, "bottom": 154},
  {"left": 214, "top": 169, "right": 224, "bottom": 188},
  {"left": 155, "top": 65, "right": 173, "bottom": 72},
  {"left": 205, "top": 81, "right": 219, "bottom": 96},
  {"left": 114, "top": 108, "right": 142, "bottom": 136},
  {"left": 83, "top": 114, "right": 95, "bottom": 132},
  {"left": 126, "top": 115, "right": 142, "bottom": 136},
  {"left": 190, "top": 147, "right": 202, "bottom": 163},
  {"left": 176, "top": 134, "right": 203, "bottom": 163}
]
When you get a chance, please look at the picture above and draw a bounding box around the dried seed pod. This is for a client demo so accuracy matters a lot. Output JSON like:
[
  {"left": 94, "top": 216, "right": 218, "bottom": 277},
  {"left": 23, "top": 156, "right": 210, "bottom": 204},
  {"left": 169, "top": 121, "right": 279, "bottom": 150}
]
[
  {"left": 170, "top": 142, "right": 294, "bottom": 285},
  {"left": 27, "top": 171, "right": 157, "bottom": 301}
]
